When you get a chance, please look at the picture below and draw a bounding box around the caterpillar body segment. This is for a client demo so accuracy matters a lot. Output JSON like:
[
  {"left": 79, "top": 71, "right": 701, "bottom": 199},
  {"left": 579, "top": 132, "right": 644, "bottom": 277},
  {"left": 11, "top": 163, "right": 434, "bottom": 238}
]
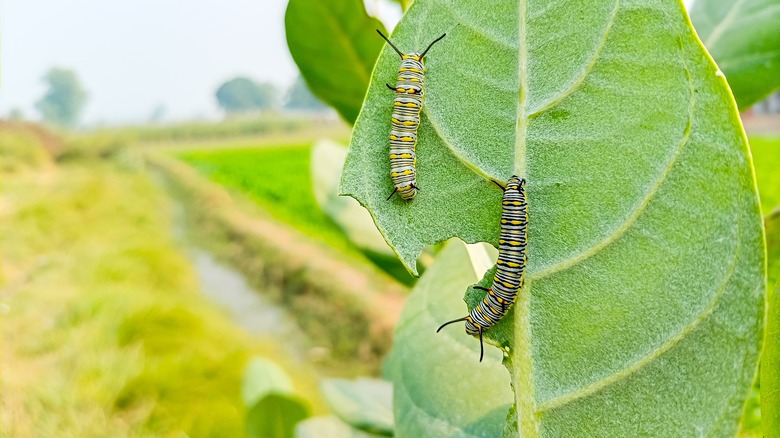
[{"left": 437, "top": 176, "right": 528, "bottom": 361}]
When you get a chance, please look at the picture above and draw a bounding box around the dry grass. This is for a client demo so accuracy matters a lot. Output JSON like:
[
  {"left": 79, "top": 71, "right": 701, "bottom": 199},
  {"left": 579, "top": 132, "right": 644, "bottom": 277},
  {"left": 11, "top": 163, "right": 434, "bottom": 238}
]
[{"left": 0, "top": 161, "right": 325, "bottom": 437}]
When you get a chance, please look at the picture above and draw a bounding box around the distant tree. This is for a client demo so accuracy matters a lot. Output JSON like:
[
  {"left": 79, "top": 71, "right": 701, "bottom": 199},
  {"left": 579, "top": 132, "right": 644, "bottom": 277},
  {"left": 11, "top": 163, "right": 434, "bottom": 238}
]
[
  {"left": 215, "top": 77, "right": 277, "bottom": 114},
  {"left": 149, "top": 104, "right": 167, "bottom": 124},
  {"left": 8, "top": 108, "right": 25, "bottom": 120},
  {"left": 35, "top": 68, "right": 88, "bottom": 127},
  {"left": 284, "top": 76, "right": 327, "bottom": 111}
]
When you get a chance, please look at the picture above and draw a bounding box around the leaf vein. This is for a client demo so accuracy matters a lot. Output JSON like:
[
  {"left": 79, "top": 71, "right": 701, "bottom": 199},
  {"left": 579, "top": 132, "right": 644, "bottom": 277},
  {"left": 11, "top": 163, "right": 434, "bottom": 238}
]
[
  {"left": 528, "top": 54, "right": 696, "bottom": 281},
  {"left": 703, "top": 0, "right": 747, "bottom": 48},
  {"left": 421, "top": 111, "right": 497, "bottom": 181},
  {"left": 428, "top": 0, "right": 514, "bottom": 50},
  {"left": 526, "top": 0, "right": 620, "bottom": 117},
  {"left": 538, "top": 222, "right": 742, "bottom": 412},
  {"left": 316, "top": 1, "right": 372, "bottom": 83}
]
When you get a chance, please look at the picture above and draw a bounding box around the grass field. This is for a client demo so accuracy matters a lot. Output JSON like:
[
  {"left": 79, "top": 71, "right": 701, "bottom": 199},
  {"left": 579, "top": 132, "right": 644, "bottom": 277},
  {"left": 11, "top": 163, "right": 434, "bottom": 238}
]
[
  {"left": 0, "top": 159, "right": 325, "bottom": 437},
  {"left": 176, "top": 145, "right": 415, "bottom": 285},
  {"left": 178, "top": 145, "right": 353, "bottom": 250},
  {"left": 750, "top": 136, "right": 780, "bottom": 215}
]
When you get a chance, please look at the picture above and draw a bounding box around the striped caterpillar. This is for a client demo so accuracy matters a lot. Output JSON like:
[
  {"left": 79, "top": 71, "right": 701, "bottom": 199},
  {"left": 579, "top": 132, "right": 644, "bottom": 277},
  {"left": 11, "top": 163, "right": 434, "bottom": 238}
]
[
  {"left": 377, "top": 29, "right": 446, "bottom": 201},
  {"left": 437, "top": 176, "right": 528, "bottom": 361}
]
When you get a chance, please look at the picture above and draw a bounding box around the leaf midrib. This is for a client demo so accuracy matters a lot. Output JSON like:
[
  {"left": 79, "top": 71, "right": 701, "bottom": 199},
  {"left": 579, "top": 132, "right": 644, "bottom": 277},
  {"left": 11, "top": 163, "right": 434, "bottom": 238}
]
[
  {"left": 538, "top": 219, "right": 742, "bottom": 411},
  {"left": 313, "top": 0, "right": 372, "bottom": 84},
  {"left": 703, "top": 0, "right": 747, "bottom": 48}
]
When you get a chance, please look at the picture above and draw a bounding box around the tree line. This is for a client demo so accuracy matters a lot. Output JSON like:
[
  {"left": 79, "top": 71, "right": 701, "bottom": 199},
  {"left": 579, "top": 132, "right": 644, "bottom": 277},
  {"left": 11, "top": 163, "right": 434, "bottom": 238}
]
[{"left": 16, "top": 68, "right": 326, "bottom": 127}]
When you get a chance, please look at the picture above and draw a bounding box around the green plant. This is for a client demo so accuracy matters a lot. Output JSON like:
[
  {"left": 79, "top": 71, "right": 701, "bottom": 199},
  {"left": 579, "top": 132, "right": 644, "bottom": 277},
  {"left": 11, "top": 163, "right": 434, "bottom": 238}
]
[
  {"left": 242, "top": 358, "right": 311, "bottom": 438},
  {"left": 285, "top": 0, "right": 778, "bottom": 435},
  {"left": 764, "top": 279, "right": 780, "bottom": 437},
  {"left": 690, "top": 0, "right": 780, "bottom": 110},
  {"left": 0, "top": 163, "right": 326, "bottom": 437},
  {"left": 343, "top": 0, "right": 764, "bottom": 436},
  {"left": 285, "top": 0, "right": 387, "bottom": 124},
  {"left": 0, "top": 128, "right": 51, "bottom": 172},
  {"left": 320, "top": 378, "right": 394, "bottom": 435}
]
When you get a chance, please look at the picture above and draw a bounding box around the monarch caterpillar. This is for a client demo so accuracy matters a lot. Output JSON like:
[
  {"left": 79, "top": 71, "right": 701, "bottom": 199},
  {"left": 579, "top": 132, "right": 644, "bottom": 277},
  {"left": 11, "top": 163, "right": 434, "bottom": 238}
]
[
  {"left": 437, "top": 176, "right": 527, "bottom": 361},
  {"left": 378, "top": 29, "right": 446, "bottom": 201}
]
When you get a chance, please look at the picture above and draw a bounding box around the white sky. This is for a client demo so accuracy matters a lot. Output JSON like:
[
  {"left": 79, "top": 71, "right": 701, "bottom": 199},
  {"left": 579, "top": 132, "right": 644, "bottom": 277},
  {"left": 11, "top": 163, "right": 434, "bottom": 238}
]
[
  {"left": 0, "top": 0, "right": 691, "bottom": 126},
  {"left": 0, "top": 0, "right": 400, "bottom": 125}
]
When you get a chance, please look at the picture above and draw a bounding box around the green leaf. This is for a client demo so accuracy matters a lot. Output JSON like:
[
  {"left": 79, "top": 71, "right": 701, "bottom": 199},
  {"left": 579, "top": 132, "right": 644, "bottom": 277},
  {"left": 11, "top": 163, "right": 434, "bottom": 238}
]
[
  {"left": 242, "top": 358, "right": 310, "bottom": 438},
  {"left": 311, "top": 139, "right": 394, "bottom": 256},
  {"left": 387, "top": 241, "right": 511, "bottom": 437},
  {"left": 320, "top": 378, "right": 394, "bottom": 435},
  {"left": 768, "top": 211, "right": 780, "bottom": 296},
  {"left": 242, "top": 357, "right": 296, "bottom": 407},
  {"left": 761, "top": 212, "right": 780, "bottom": 438},
  {"left": 285, "top": 0, "right": 388, "bottom": 124},
  {"left": 743, "top": 136, "right": 780, "bottom": 436},
  {"left": 343, "top": 0, "right": 766, "bottom": 435},
  {"left": 750, "top": 136, "right": 780, "bottom": 217},
  {"left": 247, "top": 394, "right": 310, "bottom": 438},
  {"left": 690, "top": 0, "right": 780, "bottom": 109},
  {"left": 763, "top": 277, "right": 780, "bottom": 438},
  {"left": 295, "top": 416, "right": 384, "bottom": 438}
]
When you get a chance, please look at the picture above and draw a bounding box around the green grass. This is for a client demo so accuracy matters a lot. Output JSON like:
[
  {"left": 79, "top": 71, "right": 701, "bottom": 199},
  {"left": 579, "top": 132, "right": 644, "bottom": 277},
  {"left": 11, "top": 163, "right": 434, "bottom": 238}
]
[
  {"left": 178, "top": 145, "right": 353, "bottom": 251},
  {"left": 750, "top": 135, "right": 780, "bottom": 215},
  {"left": 0, "top": 126, "right": 52, "bottom": 172},
  {"left": 176, "top": 145, "right": 416, "bottom": 286},
  {"left": 0, "top": 163, "right": 325, "bottom": 437}
]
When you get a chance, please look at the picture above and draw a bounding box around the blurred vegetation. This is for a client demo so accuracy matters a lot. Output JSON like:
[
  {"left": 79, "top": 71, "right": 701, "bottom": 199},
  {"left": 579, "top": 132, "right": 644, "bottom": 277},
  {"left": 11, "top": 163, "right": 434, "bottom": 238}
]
[
  {"left": 242, "top": 358, "right": 310, "bottom": 438},
  {"left": 285, "top": 0, "right": 387, "bottom": 123},
  {"left": 176, "top": 145, "right": 414, "bottom": 285},
  {"left": 0, "top": 124, "right": 54, "bottom": 172},
  {"left": 285, "top": 76, "right": 328, "bottom": 112},
  {"left": 91, "top": 115, "right": 320, "bottom": 144},
  {"left": 690, "top": 0, "right": 780, "bottom": 110},
  {"left": 751, "top": 136, "right": 780, "bottom": 216},
  {"left": 0, "top": 157, "right": 326, "bottom": 436},
  {"left": 178, "top": 145, "right": 351, "bottom": 249},
  {"left": 216, "top": 77, "right": 279, "bottom": 114},
  {"left": 149, "top": 154, "right": 406, "bottom": 373},
  {"left": 35, "top": 67, "right": 88, "bottom": 127}
]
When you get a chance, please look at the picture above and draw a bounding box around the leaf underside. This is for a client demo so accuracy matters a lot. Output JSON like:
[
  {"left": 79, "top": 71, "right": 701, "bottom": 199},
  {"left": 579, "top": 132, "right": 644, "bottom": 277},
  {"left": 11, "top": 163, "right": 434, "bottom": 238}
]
[{"left": 345, "top": 0, "right": 766, "bottom": 436}]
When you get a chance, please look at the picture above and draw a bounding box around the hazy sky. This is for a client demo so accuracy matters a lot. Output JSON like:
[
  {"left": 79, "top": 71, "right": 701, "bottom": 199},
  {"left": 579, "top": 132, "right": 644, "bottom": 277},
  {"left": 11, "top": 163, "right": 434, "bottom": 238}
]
[
  {"left": 0, "top": 0, "right": 400, "bottom": 124},
  {"left": 0, "top": 1, "right": 692, "bottom": 125}
]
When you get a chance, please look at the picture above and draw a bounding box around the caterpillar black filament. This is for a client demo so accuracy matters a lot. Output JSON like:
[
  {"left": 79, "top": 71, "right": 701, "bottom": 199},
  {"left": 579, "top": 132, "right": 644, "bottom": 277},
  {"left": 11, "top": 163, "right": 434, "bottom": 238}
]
[
  {"left": 437, "top": 176, "right": 528, "bottom": 361},
  {"left": 377, "top": 29, "right": 446, "bottom": 201}
]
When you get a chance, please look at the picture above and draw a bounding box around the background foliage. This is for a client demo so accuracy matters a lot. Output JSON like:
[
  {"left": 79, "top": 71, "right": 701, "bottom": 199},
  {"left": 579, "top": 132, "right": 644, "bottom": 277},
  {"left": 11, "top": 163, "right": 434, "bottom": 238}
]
[
  {"left": 690, "top": 0, "right": 780, "bottom": 109},
  {"left": 35, "top": 67, "right": 88, "bottom": 127}
]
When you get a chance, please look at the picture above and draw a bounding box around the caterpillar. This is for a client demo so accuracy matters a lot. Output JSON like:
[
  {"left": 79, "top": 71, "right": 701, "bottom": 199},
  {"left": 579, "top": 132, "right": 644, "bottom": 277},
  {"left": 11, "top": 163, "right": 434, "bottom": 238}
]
[
  {"left": 437, "top": 176, "right": 527, "bottom": 362},
  {"left": 377, "top": 29, "right": 446, "bottom": 201}
]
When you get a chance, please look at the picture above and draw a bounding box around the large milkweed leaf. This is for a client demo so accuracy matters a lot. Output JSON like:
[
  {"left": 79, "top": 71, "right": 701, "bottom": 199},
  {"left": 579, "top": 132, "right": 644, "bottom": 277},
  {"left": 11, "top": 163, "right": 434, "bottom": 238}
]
[
  {"left": 690, "top": 0, "right": 780, "bottom": 110},
  {"left": 285, "top": 0, "right": 388, "bottom": 124},
  {"left": 386, "top": 241, "right": 512, "bottom": 437},
  {"left": 342, "top": 0, "right": 766, "bottom": 435}
]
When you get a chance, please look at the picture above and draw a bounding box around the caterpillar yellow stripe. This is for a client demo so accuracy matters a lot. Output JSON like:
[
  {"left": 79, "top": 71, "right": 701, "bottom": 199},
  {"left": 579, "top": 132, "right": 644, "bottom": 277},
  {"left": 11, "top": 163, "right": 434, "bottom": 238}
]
[
  {"left": 377, "top": 30, "right": 446, "bottom": 201},
  {"left": 437, "top": 176, "right": 528, "bottom": 362}
]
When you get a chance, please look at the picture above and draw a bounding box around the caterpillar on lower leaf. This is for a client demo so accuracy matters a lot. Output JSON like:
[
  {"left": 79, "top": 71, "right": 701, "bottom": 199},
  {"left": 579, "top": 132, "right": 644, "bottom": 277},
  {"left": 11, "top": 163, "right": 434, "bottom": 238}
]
[{"left": 437, "top": 176, "right": 527, "bottom": 362}]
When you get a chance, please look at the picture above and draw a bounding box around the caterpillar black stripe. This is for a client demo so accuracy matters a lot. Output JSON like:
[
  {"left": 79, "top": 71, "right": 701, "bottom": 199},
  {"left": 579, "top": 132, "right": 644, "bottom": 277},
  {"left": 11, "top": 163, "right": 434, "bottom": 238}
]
[
  {"left": 437, "top": 176, "right": 527, "bottom": 361},
  {"left": 377, "top": 29, "right": 446, "bottom": 201}
]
